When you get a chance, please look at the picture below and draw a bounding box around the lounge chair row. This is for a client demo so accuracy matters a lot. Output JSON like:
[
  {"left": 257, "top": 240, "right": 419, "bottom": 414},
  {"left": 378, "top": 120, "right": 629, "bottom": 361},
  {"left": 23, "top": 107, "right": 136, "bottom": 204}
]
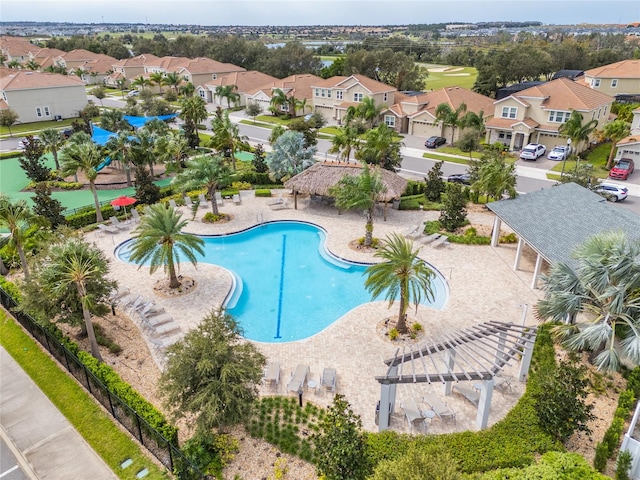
[{"left": 262, "top": 363, "right": 337, "bottom": 393}]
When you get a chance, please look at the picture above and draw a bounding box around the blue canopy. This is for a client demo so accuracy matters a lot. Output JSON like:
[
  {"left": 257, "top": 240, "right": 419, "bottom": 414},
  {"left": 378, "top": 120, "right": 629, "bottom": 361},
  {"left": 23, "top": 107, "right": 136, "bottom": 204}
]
[
  {"left": 91, "top": 125, "right": 118, "bottom": 146},
  {"left": 123, "top": 114, "right": 178, "bottom": 129}
]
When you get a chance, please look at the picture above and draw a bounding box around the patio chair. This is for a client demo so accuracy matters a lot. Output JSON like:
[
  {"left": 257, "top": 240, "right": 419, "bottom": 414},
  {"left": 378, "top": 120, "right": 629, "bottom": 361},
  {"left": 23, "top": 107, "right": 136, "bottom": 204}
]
[
  {"left": 431, "top": 235, "right": 450, "bottom": 249},
  {"left": 270, "top": 198, "right": 290, "bottom": 210},
  {"left": 215, "top": 192, "right": 224, "bottom": 206},
  {"left": 168, "top": 199, "right": 178, "bottom": 210},
  {"left": 453, "top": 385, "right": 480, "bottom": 407},
  {"left": 421, "top": 233, "right": 442, "bottom": 245},
  {"left": 233, "top": 194, "right": 241, "bottom": 205},
  {"left": 184, "top": 196, "right": 194, "bottom": 208},
  {"left": 131, "top": 209, "right": 141, "bottom": 223},
  {"left": 267, "top": 193, "right": 283, "bottom": 206},
  {"left": 198, "top": 193, "right": 208, "bottom": 207},
  {"left": 422, "top": 393, "right": 457, "bottom": 424},
  {"left": 287, "top": 364, "right": 310, "bottom": 393},
  {"left": 149, "top": 321, "right": 181, "bottom": 338},
  {"left": 494, "top": 374, "right": 513, "bottom": 393},
  {"left": 400, "top": 398, "right": 427, "bottom": 433},
  {"left": 405, "top": 223, "right": 423, "bottom": 239},
  {"left": 97, "top": 224, "right": 118, "bottom": 234},
  {"left": 263, "top": 362, "right": 280, "bottom": 388},
  {"left": 320, "top": 367, "right": 337, "bottom": 392},
  {"left": 109, "top": 216, "right": 129, "bottom": 230}
]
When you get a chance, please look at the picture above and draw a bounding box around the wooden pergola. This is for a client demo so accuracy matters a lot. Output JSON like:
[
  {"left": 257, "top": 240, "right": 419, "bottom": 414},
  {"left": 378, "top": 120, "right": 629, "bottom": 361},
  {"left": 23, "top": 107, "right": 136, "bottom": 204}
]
[
  {"left": 283, "top": 161, "right": 408, "bottom": 218},
  {"left": 376, "top": 321, "right": 537, "bottom": 431}
]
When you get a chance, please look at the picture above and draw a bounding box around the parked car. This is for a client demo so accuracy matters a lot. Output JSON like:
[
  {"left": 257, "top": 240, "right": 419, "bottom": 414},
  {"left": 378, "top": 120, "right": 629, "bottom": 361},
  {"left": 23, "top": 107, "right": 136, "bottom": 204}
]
[
  {"left": 609, "top": 158, "right": 635, "bottom": 180},
  {"left": 425, "top": 136, "right": 446, "bottom": 148},
  {"left": 594, "top": 183, "right": 628, "bottom": 202},
  {"left": 17, "top": 136, "right": 39, "bottom": 149},
  {"left": 446, "top": 173, "right": 471, "bottom": 185},
  {"left": 519, "top": 143, "right": 546, "bottom": 160},
  {"left": 547, "top": 145, "right": 571, "bottom": 161},
  {"left": 61, "top": 128, "right": 74, "bottom": 139},
  {"left": 127, "top": 90, "right": 139, "bottom": 97}
]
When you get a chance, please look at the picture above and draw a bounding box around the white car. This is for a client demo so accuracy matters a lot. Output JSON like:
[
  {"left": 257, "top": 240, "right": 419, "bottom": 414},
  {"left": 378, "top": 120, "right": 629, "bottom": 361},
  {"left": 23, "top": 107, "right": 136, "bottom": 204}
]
[
  {"left": 519, "top": 143, "right": 546, "bottom": 161},
  {"left": 17, "top": 136, "right": 39, "bottom": 149},
  {"left": 547, "top": 145, "right": 571, "bottom": 161},
  {"left": 127, "top": 90, "right": 139, "bottom": 97},
  {"left": 594, "top": 183, "right": 628, "bottom": 202}
]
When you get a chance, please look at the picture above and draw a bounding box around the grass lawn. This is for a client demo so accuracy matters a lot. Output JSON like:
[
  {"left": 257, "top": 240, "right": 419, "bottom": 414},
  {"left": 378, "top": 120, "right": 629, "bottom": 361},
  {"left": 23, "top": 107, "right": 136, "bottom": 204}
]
[
  {"left": 439, "top": 146, "right": 484, "bottom": 159},
  {"left": 417, "top": 64, "right": 479, "bottom": 91},
  {"left": 240, "top": 119, "right": 277, "bottom": 130},
  {"left": 422, "top": 152, "right": 470, "bottom": 165},
  {"left": 0, "top": 311, "right": 165, "bottom": 480},
  {"left": 548, "top": 142, "right": 612, "bottom": 179},
  {"left": 1, "top": 119, "right": 76, "bottom": 137}
]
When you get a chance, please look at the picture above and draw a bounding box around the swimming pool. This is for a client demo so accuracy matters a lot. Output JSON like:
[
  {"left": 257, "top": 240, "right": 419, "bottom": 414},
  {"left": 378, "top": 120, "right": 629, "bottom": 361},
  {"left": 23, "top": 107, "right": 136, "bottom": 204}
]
[{"left": 116, "top": 221, "right": 448, "bottom": 343}]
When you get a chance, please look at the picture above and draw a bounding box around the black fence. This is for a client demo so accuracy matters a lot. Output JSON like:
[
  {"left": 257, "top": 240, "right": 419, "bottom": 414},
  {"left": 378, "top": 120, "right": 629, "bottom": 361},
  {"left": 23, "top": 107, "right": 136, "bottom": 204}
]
[{"left": 0, "top": 286, "right": 206, "bottom": 479}]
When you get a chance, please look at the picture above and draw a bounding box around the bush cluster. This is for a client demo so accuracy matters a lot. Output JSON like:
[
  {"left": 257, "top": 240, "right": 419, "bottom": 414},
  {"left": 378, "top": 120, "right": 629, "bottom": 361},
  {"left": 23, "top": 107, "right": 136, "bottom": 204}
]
[{"left": 254, "top": 189, "right": 272, "bottom": 197}]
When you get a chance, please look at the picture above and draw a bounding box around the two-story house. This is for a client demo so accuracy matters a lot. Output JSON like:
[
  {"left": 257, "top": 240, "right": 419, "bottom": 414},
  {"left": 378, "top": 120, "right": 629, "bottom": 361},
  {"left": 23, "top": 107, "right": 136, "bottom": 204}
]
[
  {"left": 310, "top": 74, "right": 397, "bottom": 124},
  {"left": 484, "top": 77, "right": 614, "bottom": 153},
  {"left": 197, "top": 70, "right": 279, "bottom": 106},
  {"left": 245, "top": 74, "right": 323, "bottom": 115},
  {"left": 105, "top": 53, "right": 161, "bottom": 88},
  {"left": 614, "top": 107, "right": 640, "bottom": 163},
  {"left": 581, "top": 59, "right": 640, "bottom": 98},
  {"left": 175, "top": 58, "right": 246, "bottom": 91},
  {"left": 0, "top": 67, "right": 87, "bottom": 123},
  {"left": 0, "top": 36, "right": 36, "bottom": 65}
]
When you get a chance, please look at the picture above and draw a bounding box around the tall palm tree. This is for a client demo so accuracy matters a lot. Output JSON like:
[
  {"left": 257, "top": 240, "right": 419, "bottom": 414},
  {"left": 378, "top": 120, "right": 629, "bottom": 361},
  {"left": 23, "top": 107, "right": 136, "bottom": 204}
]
[
  {"left": 209, "top": 108, "right": 248, "bottom": 171},
  {"left": 435, "top": 102, "right": 468, "bottom": 145},
  {"left": 602, "top": 120, "right": 631, "bottom": 169},
  {"left": 45, "top": 239, "right": 111, "bottom": 361},
  {"left": 328, "top": 125, "right": 360, "bottom": 162},
  {"left": 131, "top": 75, "right": 152, "bottom": 91},
  {"left": 355, "top": 124, "right": 403, "bottom": 172},
  {"left": 100, "top": 109, "right": 129, "bottom": 133},
  {"left": 162, "top": 72, "right": 183, "bottom": 93},
  {"left": 559, "top": 110, "right": 599, "bottom": 154},
  {"left": 156, "top": 131, "right": 189, "bottom": 173},
  {"left": 172, "top": 155, "right": 231, "bottom": 215},
  {"left": 295, "top": 98, "right": 310, "bottom": 117},
  {"left": 179, "top": 82, "right": 195, "bottom": 97},
  {"left": 179, "top": 95, "right": 208, "bottom": 148},
  {"left": 128, "top": 203, "right": 204, "bottom": 289},
  {"left": 40, "top": 128, "right": 65, "bottom": 170},
  {"left": 60, "top": 141, "right": 105, "bottom": 223},
  {"left": 364, "top": 233, "right": 435, "bottom": 334},
  {"left": 106, "top": 131, "right": 134, "bottom": 186},
  {"left": 270, "top": 88, "right": 289, "bottom": 116},
  {"left": 0, "top": 194, "right": 34, "bottom": 278},
  {"left": 536, "top": 231, "right": 640, "bottom": 372},
  {"left": 215, "top": 85, "right": 240, "bottom": 109},
  {"left": 149, "top": 72, "right": 165, "bottom": 93},
  {"left": 355, "top": 97, "right": 384, "bottom": 128},
  {"left": 328, "top": 162, "right": 387, "bottom": 247},
  {"left": 25, "top": 60, "right": 40, "bottom": 71}
]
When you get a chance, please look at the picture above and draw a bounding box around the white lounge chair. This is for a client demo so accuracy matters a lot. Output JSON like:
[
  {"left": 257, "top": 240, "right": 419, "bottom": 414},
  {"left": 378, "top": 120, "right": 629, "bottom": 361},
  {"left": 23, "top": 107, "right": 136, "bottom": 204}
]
[
  {"left": 401, "top": 398, "right": 427, "bottom": 433},
  {"left": 131, "top": 209, "right": 141, "bottom": 223},
  {"left": 270, "top": 198, "right": 290, "bottom": 210},
  {"left": 168, "top": 199, "right": 178, "bottom": 210},
  {"left": 453, "top": 385, "right": 480, "bottom": 406},
  {"left": 431, "top": 235, "right": 450, "bottom": 249},
  {"left": 287, "top": 364, "right": 310, "bottom": 392},
  {"left": 198, "top": 193, "right": 208, "bottom": 208},
  {"left": 421, "top": 233, "right": 443, "bottom": 245},
  {"left": 320, "top": 367, "right": 337, "bottom": 392},
  {"left": 97, "top": 224, "right": 118, "bottom": 234},
  {"left": 405, "top": 224, "right": 423, "bottom": 239},
  {"left": 267, "top": 193, "right": 283, "bottom": 206},
  {"left": 422, "top": 393, "right": 457, "bottom": 424},
  {"left": 184, "top": 196, "right": 194, "bottom": 208},
  {"left": 232, "top": 194, "right": 241, "bottom": 205},
  {"left": 109, "top": 216, "right": 128, "bottom": 230},
  {"left": 263, "top": 362, "right": 280, "bottom": 388},
  {"left": 215, "top": 192, "right": 224, "bottom": 206}
]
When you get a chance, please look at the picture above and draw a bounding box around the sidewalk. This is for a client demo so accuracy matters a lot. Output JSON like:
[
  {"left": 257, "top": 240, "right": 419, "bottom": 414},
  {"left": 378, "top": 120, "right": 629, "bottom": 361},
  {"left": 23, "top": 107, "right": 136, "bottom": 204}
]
[{"left": 0, "top": 347, "right": 117, "bottom": 480}]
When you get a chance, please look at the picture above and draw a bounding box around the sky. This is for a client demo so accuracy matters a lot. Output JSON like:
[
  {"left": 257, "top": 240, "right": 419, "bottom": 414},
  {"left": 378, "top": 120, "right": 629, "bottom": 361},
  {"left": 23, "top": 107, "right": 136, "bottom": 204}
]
[{"left": 1, "top": 0, "right": 638, "bottom": 26}]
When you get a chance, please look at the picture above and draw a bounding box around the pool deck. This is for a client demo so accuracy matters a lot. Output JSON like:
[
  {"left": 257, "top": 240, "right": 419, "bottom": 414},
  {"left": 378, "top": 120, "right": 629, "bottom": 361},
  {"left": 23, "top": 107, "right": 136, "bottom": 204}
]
[{"left": 88, "top": 190, "right": 544, "bottom": 435}]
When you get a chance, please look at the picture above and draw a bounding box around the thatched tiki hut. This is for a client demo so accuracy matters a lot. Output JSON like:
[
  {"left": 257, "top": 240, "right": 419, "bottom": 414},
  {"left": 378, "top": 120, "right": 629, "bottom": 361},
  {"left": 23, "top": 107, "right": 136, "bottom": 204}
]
[{"left": 284, "top": 161, "right": 408, "bottom": 220}]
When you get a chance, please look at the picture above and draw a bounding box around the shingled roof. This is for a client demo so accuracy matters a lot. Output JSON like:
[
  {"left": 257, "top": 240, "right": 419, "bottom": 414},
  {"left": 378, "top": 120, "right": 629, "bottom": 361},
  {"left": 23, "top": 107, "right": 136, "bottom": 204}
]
[{"left": 487, "top": 182, "right": 640, "bottom": 269}]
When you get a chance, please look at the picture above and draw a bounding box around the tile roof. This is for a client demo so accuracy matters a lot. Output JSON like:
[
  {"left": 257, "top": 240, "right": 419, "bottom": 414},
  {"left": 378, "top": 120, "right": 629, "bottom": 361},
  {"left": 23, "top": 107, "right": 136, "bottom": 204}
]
[
  {"left": 32, "top": 47, "right": 66, "bottom": 59},
  {"left": 80, "top": 57, "right": 116, "bottom": 74},
  {"left": 513, "top": 77, "right": 613, "bottom": 111},
  {"left": 617, "top": 135, "right": 640, "bottom": 146},
  {"left": 330, "top": 74, "right": 396, "bottom": 94},
  {"left": 0, "top": 69, "right": 85, "bottom": 90},
  {"left": 485, "top": 117, "right": 519, "bottom": 129},
  {"left": 251, "top": 74, "right": 324, "bottom": 99},
  {"left": 404, "top": 86, "right": 493, "bottom": 120},
  {"left": 60, "top": 49, "right": 104, "bottom": 62},
  {"left": 179, "top": 57, "right": 245, "bottom": 75},
  {"left": 584, "top": 59, "right": 640, "bottom": 79},
  {"left": 204, "top": 70, "right": 278, "bottom": 93},
  {"left": 112, "top": 53, "right": 160, "bottom": 68}
]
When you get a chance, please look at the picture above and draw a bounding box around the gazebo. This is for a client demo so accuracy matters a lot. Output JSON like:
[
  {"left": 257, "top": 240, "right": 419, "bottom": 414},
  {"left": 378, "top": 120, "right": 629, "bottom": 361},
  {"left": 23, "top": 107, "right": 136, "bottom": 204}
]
[{"left": 283, "top": 161, "right": 408, "bottom": 218}]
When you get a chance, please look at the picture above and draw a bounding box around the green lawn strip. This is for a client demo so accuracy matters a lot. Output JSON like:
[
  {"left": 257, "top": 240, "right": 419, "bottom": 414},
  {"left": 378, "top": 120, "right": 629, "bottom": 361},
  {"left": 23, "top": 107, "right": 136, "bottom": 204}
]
[
  {"left": 255, "top": 115, "right": 291, "bottom": 126},
  {"left": 547, "top": 143, "right": 612, "bottom": 179},
  {"left": 0, "top": 119, "right": 75, "bottom": 137},
  {"left": 546, "top": 173, "right": 562, "bottom": 182},
  {"left": 0, "top": 311, "right": 166, "bottom": 480},
  {"left": 438, "top": 146, "right": 483, "bottom": 159},
  {"left": 422, "top": 152, "right": 470, "bottom": 165},
  {"left": 240, "top": 119, "right": 276, "bottom": 130}
]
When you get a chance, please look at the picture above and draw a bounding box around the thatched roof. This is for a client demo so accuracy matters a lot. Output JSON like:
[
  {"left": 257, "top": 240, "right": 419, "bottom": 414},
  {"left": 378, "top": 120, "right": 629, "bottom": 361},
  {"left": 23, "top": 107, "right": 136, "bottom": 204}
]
[{"left": 284, "top": 161, "right": 408, "bottom": 202}]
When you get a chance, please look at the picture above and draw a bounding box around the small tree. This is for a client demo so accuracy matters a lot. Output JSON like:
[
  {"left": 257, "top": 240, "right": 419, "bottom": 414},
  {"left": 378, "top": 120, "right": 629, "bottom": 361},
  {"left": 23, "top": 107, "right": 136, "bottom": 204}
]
[
  {"left": 314, "top": 395, "right": 370, "bottom": 480},
  {"left": 159, "top": 310, "right": 266, "bottom": 436},
  {"left": 533, "top": 359, "right": 595, "bottom": 443},
  {"left": 133, "top": 164, "right": 161, "bottom": 206},
  {"left": 456, "top": 130, "right": 481, "bottom": 162},
  {"left": 424, "top": 160, "right": 446, "bottom": 202},
  {"left": 91, "top": 85, "right": 106, "bottom": 106},
  {"left": 0, "top": 108, "right": 19, "bottom": 137},
  {"left": 252, "top": 144, "right": 268, "bottom": 173},
  {"left": 439, "top": 182, "right": 467, "bottom": 232},
  {"left": 245, "top": 101, "right": 262, "bottom": 124},
  {"left": 32, "top": 182, "right": 66, "bottom": 229},
  {"left": 19, "top": 136, "right": 50, "bottom": 183}
]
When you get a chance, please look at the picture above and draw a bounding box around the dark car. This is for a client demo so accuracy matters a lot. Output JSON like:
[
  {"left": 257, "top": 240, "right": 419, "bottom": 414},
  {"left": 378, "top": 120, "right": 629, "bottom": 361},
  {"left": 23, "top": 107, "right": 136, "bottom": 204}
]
[
  {"left": 609, "top": 158, "right": 635, "bottom": 180},
  {"left": 446, "top": 173, "right": 471, "bottom": 185},
  {"left": 425, "top": 136, "right": 446, "bottom": 148},
  {"left": 61, "top": 128, "right": 74, "bottom": 139}
]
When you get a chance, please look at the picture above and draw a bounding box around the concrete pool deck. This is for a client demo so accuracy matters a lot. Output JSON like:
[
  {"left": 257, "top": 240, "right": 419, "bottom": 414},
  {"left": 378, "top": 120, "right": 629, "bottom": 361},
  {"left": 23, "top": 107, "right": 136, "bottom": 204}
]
[{"left": 87, "top": 190, "right": 544, "bottom": 434}]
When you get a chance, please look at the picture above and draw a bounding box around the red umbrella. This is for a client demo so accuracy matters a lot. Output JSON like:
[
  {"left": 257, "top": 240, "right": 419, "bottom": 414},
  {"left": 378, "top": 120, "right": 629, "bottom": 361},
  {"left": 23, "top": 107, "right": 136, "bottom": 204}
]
[{"left": 110, "top": 196, "right": 137, "bottom": 221}]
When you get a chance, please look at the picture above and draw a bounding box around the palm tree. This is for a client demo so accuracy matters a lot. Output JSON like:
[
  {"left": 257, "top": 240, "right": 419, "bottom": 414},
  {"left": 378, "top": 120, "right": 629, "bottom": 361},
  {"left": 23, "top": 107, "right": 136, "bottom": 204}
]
[
  {"left": 355, "top": 97, "right": 384, "bottom": 128},
  {"left": 602, "top": 120, "right": 631, "bottom": 169},
  {"left": 106, "top": 132, "right": 134, "bottom": 186},
  {"left": 24, "top": 59, "right": 40, "bottom": 71},
  {"left": 40, "top": 128, "right": 65, "bottom": 170},
  {"left": 45, "top": 239, "right": 111, "bottom": 361},
  {"left": 179, "top": 82, "right": 195, "bottom": 97},
  {"left": 0, "top": 194, "right": 34, "bottom": 278},
  {"left": 435, "top": 102, "right": 467, "bottom": 145},
  {"left": 266, "top": 130, "right": 317, "bottom": 182},
  {"left": 328, "top": 125, "right": 360, "bottom": 162},
  {"left": 355, "top": 124, "right": 403, "bottom": 172},
  {"left": 162, "top": 72, "right": 183, "bottom": 93},
  {"left": 100, "top": 109, "right": 129, "bottom": 133},
  {"left": 473, "top": 154, "right": 517, "bottom": 201},
  {"left": 172, "top": 155, "right": 231, "bottom": 215},
  {"left": 60, "top": 141, "right": 105, "bottom": 223},
  {"left": 149, "top": 72, "right": 164, "bottom": 93},
  {"left": 131, "top": 75, "right": 152, "bottom": 91},
  {"left": 156, "top": 131, "right": 189, "bottom": 173},
  {"left": 179, "top": 95, "right": 208, "bottom": 148},
  {"left": 128, "top": 203, "right": 205, "bottom": 289},
  {"left": 215, "top": 85, "right": 240, "bottom": 109},
  {"left": 295, "top": 98, "right": 310, "bottom": 117},
  {"left": 209, "top": 108, "right": 248, "bottom": 171},
  {"left": 536, "top": 231, "right": 640, "bottom": 372},
  {"left": 328, "top": 162, "right": 387, "bottom": 247},
  {"left": 559, "top": 110, "right": 599, "bottom": 154},
  {"left": 270, "top": 89, "right": 289, "bottom": 116},
  {"left": 364, "top": 233, "right": 435, "bottom": 334}
]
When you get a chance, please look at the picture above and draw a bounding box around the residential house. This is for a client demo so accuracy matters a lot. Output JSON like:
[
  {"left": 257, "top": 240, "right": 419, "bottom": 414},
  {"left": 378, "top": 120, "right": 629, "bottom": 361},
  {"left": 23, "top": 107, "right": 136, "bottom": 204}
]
[
  {"left": 581, "top": 59, "right": 640, "bottom": 98},
  {"left": 310, "top": 74, "right": 397, "bottom": 124},
  {"left": 389, "top": 86, "right": 494, "bottom": 139},
  {"left": 175, "top": 57, "right": 246, "bottom": 91},
  {"left": 614, "top": 107, "right": 640, "bottom": 163},
  {"left": 29, "top": 47, "right": 66, "bottom": 70},
  {"left": 0, "top": 68, "right": 87, "bottom": 123},
  {"left": 197, "top": 70, "right": 278, "bottom": 106},
  {"left": 484, "top": 77, "right": 614, "bottom": 153},
  {"left": 245, "top": 74, "right": 323, "bottom": 116},
  {"left": 105, "top": 53, "right": 161, "bottom": 87},
  {"left": 0, "top": 36, "right": 36, "bottom": 65},
  {"left": 76, "top": 56, "right": 117, "bottom": 85},
  {"left": 54, "top": 49, "right": 113, "bottom": 72}
]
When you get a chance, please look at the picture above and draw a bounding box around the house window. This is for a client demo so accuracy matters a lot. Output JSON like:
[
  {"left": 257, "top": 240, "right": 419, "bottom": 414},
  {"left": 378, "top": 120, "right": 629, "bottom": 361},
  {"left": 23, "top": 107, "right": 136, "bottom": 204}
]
[
  {"left": 183, "top": 75, "right": 189, "bottom": 81},
  {"left": 199, "top": 90, "right": 205, "bottom": 99},
  {"left": 43, "top": 106, "right": 50, "bottom": 117},
  {"left": 611, "top": 79, "right": 618, "bottom": 88},
  {"left": 593, "top": 79, "right": 601, "bottom": 87},
  {"left": 211, "top": 74, "right": 217, "bottom": 80},
  {"left": 501, "top": 106, "right": 517, "bottom": 119},
  {"left": 384, "top": 115, "right": 395, "bottom": 127},
  {"left": 327, "top": 90, "right": 331, "bottom": 98},
  {"left": 321, "top": 89, "right": 326, "bottom": 98},
  {"left": 548, "top": 111, "right": 571, "bottom": 123},
  {"left": 597, "top": 108, "right": 601, "bottom": 119},
  {"left": 498, "top": 131, "right": 512, "bottom": 142},
  {"left": 336, "top": 91, "right": 343, "bottom": 100},
  {"left": 383, "top": 92, "right": 388, "bottom": 102},
  {"left": 314, "top": 88, "right": 320, "bottom": 97},
  {"left": 36, "top": 107, "right": 43, "bottom": 118},
  {"left": 353, "top": 92, "right": 363, "bottom": 102}
]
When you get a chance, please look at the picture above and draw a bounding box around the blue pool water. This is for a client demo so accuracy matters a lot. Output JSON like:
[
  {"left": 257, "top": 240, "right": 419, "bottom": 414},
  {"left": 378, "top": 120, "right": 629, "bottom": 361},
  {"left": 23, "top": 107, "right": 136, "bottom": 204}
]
[{"left": 116, "top": 221, "right": 448, "bottom": 343}]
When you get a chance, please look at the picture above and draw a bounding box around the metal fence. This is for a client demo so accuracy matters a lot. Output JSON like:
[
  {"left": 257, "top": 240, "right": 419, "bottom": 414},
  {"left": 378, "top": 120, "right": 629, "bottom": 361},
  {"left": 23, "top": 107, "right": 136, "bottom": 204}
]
[{"left": 0, "top": 286, "right": 206, "bottom": 479}]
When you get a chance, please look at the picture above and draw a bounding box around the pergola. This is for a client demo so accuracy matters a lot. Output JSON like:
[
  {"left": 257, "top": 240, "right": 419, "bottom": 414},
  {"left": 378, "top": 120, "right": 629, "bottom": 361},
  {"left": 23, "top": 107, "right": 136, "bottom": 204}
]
[
  {"left": 283, "top": 161, "right": 408, "bottom": 217},
  {"left": 376, "top": 321, "right": 537, "bottom": 431}
]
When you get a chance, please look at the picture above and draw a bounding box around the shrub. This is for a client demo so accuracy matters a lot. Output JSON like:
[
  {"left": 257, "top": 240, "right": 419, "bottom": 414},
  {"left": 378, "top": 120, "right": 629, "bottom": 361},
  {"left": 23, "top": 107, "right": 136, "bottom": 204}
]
[
  {"left": 254, "top": 189, "right": 272, "bottom": 197},
  {"left": 412, "top": 323, "right": 423, "bottom": 332},
  {"left": 616, "top": 450, "right": 633, "bottom": 480},
  {"left": 388, "top": 328, "right": 399, "bottom": 341},
  {"left": 66, "top": 205, "right": 117, "bottom": 229},
  {"left": 594, "top": 442, "right": 609, "bottom": 472},
  {"left": 202, "top": 212, "right": 227, "bottom": 223},
  {"left": 231, "top": 181, "right": 251, "bottom": 191},
  {"left": 499, "top": 233, "right": 517, "bottom": 244}
]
